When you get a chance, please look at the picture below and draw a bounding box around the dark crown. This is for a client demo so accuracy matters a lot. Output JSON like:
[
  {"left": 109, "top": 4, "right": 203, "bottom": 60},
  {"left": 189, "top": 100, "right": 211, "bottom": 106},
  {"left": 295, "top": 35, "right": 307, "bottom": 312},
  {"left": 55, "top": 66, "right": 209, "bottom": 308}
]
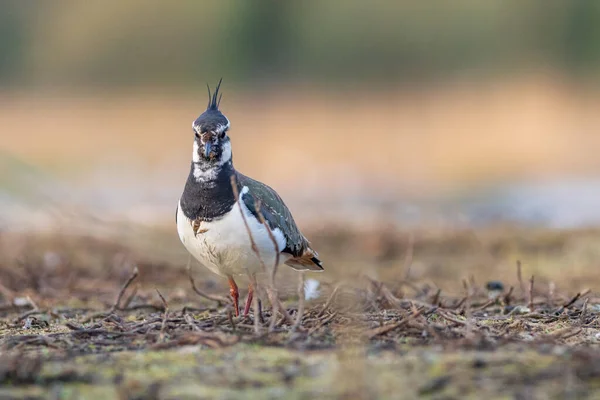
[
  {"left": 193, "top": 79, "right": 228, "bottom": 132},
  {"left": 206, "top": 78, "right": 223, "bottom": 111}
]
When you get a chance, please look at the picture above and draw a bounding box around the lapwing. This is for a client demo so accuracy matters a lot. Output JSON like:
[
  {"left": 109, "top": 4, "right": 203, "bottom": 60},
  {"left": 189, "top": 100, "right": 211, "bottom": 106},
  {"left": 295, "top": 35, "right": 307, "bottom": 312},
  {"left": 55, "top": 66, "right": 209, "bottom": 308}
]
[{"left": 176, "top": 80, "right": 323, "bottom": 316}]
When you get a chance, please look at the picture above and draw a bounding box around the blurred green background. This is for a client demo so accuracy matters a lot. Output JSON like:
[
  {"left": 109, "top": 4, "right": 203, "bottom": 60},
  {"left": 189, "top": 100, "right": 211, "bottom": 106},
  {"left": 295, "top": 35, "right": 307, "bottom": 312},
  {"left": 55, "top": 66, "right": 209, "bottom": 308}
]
[
  {"left": 2, "top": 0, "right": 600, "bottom": 89},
  {"left": 2, "top": 0, "right": 600, "bottom": 232}
]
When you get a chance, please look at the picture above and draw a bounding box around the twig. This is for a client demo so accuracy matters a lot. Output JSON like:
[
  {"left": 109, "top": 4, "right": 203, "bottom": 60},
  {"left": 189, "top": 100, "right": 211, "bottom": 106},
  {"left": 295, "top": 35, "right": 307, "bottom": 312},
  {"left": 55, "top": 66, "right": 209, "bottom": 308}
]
[
  {"left": 516, "top": 260, "right": 525, "bottom": 294},
  {"left": 438, "top": 311, "right": 468, "bottom": 326},
  {"left": 230, "top": 175, "right": 265, "bottom": 271},
  {"left": 431, "top": 289, "right": 441, "bottom": 306},
  {"left": 15, "top": 309, "right": 45, "bottom": 323},
  {"left": 272, "top": 296, "right": 295, "bottom": 326},
  {"left": 318, "top": 285, "right": 340, "bottom": 317},
  {"left": 367, "top": 305, "right": 424, "bottom": 339},
  {"left": 562, "top": 328, "right": 582, "bottom": 340},
  {"left": 503, "top": 286, "right": 514, "bottom": 305},
  {"left": 121, "top": 283, "right": 139, "bottom": 309},
  {"left": 367, "top": 319, "right": 407, "bottom": 339},
  {"left": 187, "top": 257, "right": 230, "bottom": 305},
  {"left": 155, "top": 289, "right": 169, "bottom": 342},
  {"left": 471, "top": 299, "right": 495, "bottom": 312},
  {"left": 253, "top": 199, "right": 280, "bottom": 278},
  {"left": 227, "top": 310, "right": 236, "bottom": 332},
  {"left": 548, "top": 282, "right": 556, "bottom": 305},
  {"left": 562, "top": 292, "right": 581, "bottom": 309},
  {"left": 110, "top": 266, "right": 139, "bottom": 312},
  {"left": 528, "top": 275, "right": 535, "bottom": 311},
  {"left": 26, "top": 296, "right": 39, "bottom": 311},
  {"left": 365, "top": 276, "right": 434, "bottom": 310},
  {"left": 291, "top": 272, "right": 306, "bottom": 333},
  {"left": 247, "top": 272, "right": 261, "bottom": 335},
  {"left": 464, "top": 279, "right": 473, "bottom": 337},
  {"left": 307, "top": 311, "right": 338, "bottom": 335},
  {"left": 403, "top": 232, "right": 414, "bottom": 279},
  {"left": 580, "top": 298, "right": 589, "bottom": 326},
  {"left": 252, "top": 198, "right": 284, "bottom": 331},
  {"left": 231, "top": 174, "right": 284, "bottom": 332},
  {"left": 453, "top": 297, "right": 467, "bottom": 310},
  {"left": 184, "top": 314, "right": 201, "bottom": 331}
]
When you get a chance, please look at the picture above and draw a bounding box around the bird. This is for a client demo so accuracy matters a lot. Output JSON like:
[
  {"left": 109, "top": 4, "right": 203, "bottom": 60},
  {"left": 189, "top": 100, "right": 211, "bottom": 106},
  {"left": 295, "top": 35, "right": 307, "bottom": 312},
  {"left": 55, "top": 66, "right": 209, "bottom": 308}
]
[{"left": 176, "top": 80, "right": 323, "bottom": 317}]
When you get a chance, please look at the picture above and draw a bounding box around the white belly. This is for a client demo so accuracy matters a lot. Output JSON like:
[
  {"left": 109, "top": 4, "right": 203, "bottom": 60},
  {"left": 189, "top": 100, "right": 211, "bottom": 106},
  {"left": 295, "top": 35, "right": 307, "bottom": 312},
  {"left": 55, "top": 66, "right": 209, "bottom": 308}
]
[{"left": 176, "top": 198, "right": 289, "bottom": 277}]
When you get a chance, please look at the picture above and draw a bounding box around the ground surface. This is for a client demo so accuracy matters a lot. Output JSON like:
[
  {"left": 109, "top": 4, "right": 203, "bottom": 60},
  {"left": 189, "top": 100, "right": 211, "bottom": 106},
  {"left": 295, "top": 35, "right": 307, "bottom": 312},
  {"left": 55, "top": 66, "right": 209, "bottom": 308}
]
[{"left": 2, "top": 228, "right": 600, "bottom": 399}]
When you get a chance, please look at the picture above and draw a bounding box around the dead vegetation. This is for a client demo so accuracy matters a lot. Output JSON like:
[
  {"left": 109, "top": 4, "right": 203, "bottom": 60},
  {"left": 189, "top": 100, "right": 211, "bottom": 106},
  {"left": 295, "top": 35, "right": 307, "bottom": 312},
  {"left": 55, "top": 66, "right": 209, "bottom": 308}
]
[{"left": 1, "top": 228, "right": 600, "bottom": 398}]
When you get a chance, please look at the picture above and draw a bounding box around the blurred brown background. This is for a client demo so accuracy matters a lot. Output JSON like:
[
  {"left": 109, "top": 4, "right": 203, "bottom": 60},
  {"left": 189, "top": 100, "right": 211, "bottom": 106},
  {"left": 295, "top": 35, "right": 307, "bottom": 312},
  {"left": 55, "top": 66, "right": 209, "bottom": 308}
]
[{"left": 2, "top": 0, "right": 600, "bottom": 235}]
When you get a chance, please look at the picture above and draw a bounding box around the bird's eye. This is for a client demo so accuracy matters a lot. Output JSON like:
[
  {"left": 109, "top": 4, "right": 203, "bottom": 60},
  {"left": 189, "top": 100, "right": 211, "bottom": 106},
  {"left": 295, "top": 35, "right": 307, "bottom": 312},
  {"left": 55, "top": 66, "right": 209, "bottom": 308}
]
[
  {"left": 219, "top": 130, "right": 227, "bottom": 138},
  {"left": 194, "top": 132, "right": 201, "bottom": 139}
]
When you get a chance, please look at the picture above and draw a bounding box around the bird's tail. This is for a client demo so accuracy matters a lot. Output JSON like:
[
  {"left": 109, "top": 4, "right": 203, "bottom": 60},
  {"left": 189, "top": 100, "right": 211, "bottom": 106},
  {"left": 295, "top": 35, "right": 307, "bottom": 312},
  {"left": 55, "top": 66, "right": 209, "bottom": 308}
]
[{"left": 285, "top": 247, "right": 324, "bottom": 271}]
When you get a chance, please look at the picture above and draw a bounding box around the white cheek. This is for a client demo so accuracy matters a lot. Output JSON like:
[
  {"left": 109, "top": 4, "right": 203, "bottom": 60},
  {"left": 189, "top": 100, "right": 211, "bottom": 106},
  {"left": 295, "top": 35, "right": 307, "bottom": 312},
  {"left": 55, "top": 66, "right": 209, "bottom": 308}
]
[
  {"left": 220, "top": 141, "right": 232, "bottom": 163},
  {"left": 192, "top": 141, "right": 200, "bottom": 163}
]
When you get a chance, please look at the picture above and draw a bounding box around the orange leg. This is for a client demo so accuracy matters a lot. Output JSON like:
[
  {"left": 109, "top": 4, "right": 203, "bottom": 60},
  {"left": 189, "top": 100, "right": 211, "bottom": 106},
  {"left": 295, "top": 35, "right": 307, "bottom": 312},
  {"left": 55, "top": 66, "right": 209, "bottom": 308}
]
[
  {"left": 228, "top": 276, "right": 239, "bottom": 317},
  {"left": 243, "top": 282, "right": 254, "bottom": 316}
]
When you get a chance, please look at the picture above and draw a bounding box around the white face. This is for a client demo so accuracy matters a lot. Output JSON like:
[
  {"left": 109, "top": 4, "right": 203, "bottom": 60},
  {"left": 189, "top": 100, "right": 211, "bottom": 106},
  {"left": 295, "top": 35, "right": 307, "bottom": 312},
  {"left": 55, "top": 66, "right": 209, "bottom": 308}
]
[
  {"left": 191, "top": 132, "right": 232, "bottom": 184},
  {"left": 192, "top": 139, "right": 231, "bottom": 165}
]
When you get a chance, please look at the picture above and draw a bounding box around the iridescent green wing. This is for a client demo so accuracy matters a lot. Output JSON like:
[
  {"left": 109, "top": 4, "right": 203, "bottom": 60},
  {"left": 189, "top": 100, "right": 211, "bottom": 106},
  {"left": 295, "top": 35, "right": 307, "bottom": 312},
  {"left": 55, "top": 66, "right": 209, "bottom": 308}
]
[{"left": 236, "top": 172, "right": 308, "bottom": 257}]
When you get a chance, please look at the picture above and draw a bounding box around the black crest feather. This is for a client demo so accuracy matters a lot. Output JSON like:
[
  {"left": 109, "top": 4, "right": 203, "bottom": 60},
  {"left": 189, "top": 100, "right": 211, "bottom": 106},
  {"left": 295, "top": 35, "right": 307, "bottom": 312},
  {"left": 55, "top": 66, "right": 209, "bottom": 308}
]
[{"left": 206, "top": 78, "right": 223, "bottom": 111}]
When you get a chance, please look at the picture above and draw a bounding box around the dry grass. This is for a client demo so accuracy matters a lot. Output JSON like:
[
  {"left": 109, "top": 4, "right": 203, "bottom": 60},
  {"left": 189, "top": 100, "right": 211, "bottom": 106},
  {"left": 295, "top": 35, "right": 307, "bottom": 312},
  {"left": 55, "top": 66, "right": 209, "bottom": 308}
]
[{"left": 2, "top": 226, "right": 600, "bottom": 398}]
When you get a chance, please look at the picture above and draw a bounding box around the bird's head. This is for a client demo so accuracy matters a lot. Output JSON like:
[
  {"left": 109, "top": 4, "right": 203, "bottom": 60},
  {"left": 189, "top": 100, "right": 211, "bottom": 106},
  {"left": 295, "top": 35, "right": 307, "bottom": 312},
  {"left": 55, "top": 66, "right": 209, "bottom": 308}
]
[{"left": 192, "top": 79, "right": 231, "bottom": 166}]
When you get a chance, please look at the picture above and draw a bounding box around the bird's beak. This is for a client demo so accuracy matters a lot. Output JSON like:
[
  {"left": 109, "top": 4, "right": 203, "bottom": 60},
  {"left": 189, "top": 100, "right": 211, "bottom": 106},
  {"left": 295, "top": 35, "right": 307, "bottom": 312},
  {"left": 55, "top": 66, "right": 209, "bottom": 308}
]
[{"left": 203, "top": 142, "right": 212, "bottom": 159}]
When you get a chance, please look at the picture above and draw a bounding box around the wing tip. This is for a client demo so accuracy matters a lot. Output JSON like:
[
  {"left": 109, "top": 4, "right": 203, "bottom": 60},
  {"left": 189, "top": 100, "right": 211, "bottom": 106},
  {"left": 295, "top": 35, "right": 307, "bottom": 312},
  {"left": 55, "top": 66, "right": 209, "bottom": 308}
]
[
  {"left": 310, "top": 256, "right": 324, "bottom": 270},
  {"left": 285, "top": 250, "right": 324, "bottom": 271}
]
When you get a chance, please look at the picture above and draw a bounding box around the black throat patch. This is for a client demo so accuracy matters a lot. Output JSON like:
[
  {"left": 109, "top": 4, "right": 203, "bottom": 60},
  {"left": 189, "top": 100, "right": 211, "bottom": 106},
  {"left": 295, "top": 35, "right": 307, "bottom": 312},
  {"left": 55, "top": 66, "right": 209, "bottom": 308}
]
[{"left": 179, "top": 161, "right": 237, "bottom": 222}]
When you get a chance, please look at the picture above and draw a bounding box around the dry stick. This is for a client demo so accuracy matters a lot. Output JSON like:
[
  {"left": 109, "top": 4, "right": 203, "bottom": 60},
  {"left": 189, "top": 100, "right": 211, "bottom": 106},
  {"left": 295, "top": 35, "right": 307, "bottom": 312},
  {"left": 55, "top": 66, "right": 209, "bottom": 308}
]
[
  {"left": 252, "top": 199, "right": 293, "bottom": 331},
  {"left": 291, "top": 272, "right": 306, "bottom": 333},
  {"left": 247, "top": 272, "right": 261, "bottom": 335},
  {"left": 230, "top": 174, "right": 275, "bottom": 330},
  {"left": 503, "top": 286, "right": 514, "bottom": 305},
  {"left": 230, "top": 176, "right": 263, "bottom": 265},
  {"left": 184, "top": 313, "right": 201, "bottom": 332},
  {"left": 230, "top": 175, "right": 292, "bottom": 331},
  {"left": 469, "top": 275, "right": 478, "bottom": 295},
  {"left": 403, "top": 232, "right": 415, "bottom": 279},
  {"left": 111, "top": 266, "right": 139, "bottom": 312},
  {"left": 516, "top": 260, "right": 525, "bottom": 294},
  {"left": 26, "top": 296, "right": 39, "bottom": 311},
  {"left": 463, "top": 279, "right": 474, "bottom": 338},
  {"left": 187, "top": 256, "right": 230, "bottom": 305},
  {"left": 528, "top": 275, "right": 535, "bottom": 311},
  {"left": 254, "top": 199, "right": 280, "bottom": 279},
  {"left": 368, "top": 305, "right": 424, "bottom": 339},
  {"left": 471, "top": 299, "right": 496, "bottom": 312},
  {"left": 437, "top": 310, "right": 468, "bottom": 326},
  {"left": 227, "top": 310, "right": 236, "bottom": 332},
  {"left": 367, "top": 319, "right": 407, "bottom": 339},
  {"left": 562, "top": 292, "right": 581, "bottom": 309},
  {"left": 121, "top": 283, "right": 139, "bottom": 309},
  {"left": 365, "top": 275, "right": 433, "bottom": 310},
  {"left": 580, "top": 298, "right": 589, "bottom": 326},
  {"left": 156, "top": 289, "right": 169, "bottom": 342},
  {"left": 548, "top": 281, "right": 556, "bottom": 305},
  {"left": 80, "top": 266, "right": 139, "bottom": 324},
  {"left": 318, "top": 285, "right": 341, "bottom": 317},
  {"left": 307, "top": 311, "right": 338, "bottom": 335}
]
